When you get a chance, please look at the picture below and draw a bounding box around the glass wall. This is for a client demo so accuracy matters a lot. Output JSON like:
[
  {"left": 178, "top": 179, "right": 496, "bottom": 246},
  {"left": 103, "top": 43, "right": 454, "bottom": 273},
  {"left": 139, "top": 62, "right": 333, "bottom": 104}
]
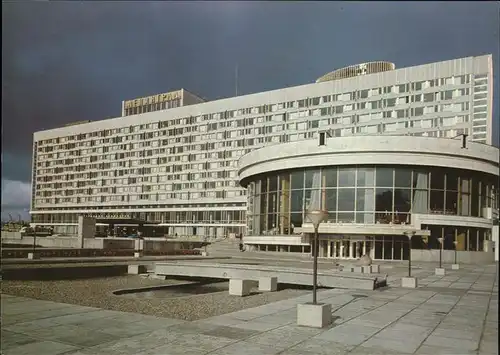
[
  {"left": 411, "top": 225, "right": 491, "bottom": 252},
  {"left": 246, "top": 165, "right": 497, "bottom": 236}
]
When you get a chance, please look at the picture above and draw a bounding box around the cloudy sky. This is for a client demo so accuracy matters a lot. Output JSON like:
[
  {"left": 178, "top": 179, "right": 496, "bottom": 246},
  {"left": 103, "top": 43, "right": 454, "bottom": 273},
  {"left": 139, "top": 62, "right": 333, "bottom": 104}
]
[{"left": 2, "top": 1, "right": 499, "bottom": 221}]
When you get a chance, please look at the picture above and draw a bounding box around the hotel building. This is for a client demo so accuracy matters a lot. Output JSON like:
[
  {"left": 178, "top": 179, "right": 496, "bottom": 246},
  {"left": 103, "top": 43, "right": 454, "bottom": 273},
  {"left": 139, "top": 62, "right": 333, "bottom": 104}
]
[{"left": 30, "top": 54, "right": 498, "bottom": 260}]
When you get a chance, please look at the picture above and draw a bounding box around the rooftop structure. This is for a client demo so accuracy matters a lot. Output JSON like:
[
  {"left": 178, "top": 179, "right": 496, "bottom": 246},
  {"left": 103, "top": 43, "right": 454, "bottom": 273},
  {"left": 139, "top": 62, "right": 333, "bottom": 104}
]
[{"left": 316, "top": 61, "right": 396, "bottom": 83}]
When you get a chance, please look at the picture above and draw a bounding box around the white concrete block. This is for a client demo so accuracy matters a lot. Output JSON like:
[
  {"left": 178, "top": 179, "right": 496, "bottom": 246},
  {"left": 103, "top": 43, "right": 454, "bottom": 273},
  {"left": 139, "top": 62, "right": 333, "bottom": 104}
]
[
  {"left": 352, "top": 266, "right": 363, "bottom": 273},
  {"left": 451, "top": 264, "right": 460, "bottom": 270},
  {"left": 259, "top": 277, "right": 278, "bottom": 292},
  {"left": 435, "top": 267, "right": 446, "bottom": 276},
  {"left": 134, "top": 252, "right": 143, "bottom": 258},
  {"left": 229, "top": 279, "right": 253, "bottom": 296},
  {"left": 27, "top": 252, "right": 39, "bottom": 260},
  {"left": 297, "top": 303, "right": 332, "bottom": 328},
  {"left": 401, "top": 277, "right": 418, "bottom": 288},
  {"left": 371, "top": 265, "right": 380, "bottom": 273},
  {"left": 201, "top": 251, "right": 209, "bottom": 257},
  {"left": 128, "top": 265, "right": 147, "bottom": 275},
  {"left": 362, "top": 266, "right": 372, "bottom": 274}
]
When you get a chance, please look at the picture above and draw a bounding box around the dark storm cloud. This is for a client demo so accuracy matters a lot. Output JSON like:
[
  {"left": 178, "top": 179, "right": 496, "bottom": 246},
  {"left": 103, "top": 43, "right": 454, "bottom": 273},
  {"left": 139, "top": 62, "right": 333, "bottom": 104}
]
[{"left": 2, "top": 1, "right": 499, "bottom": 186}]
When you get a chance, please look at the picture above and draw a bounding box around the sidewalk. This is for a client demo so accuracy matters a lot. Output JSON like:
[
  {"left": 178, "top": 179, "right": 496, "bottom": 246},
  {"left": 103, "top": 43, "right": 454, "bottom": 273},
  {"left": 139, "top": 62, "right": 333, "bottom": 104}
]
[{"left": 2, "top": 263, "right": 497, "bottom": 355}]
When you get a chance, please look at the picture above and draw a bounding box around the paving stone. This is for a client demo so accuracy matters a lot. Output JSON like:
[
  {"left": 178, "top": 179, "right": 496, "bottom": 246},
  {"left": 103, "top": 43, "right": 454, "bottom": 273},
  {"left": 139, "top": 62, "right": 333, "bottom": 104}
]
[
  {"left": 362, "top": 335, "right": 422, "bottom": 354},
  {"left": 227, "top": 320, "right": 281, "bottom": 332},
  {"left": 377, "top": 323, "right": 433, "bottom": 339},
  {"left": 423, "top": 335, "right": 479, "bottom": 351},
  {"left": 284, "top": 338, "right": 354, "bottom": 355},
  {"left": 0, "top": 330, "right": 39, "bottom": 350},
  {"left": 1, "top": 340, "right": 80, "bottom": 355},
  {"left": 168, "top": 321, "right": 222, "bottom": 334},
  {"left": 313, "top": 329, "right": 374, "bottom": 346},
  {"left": 479, "top": 340, "right": 498, "bottom": 353},
  {"left": 136, "top": 345, "right": 207, "bottom": 355},
  {"left": 430, "top": 327, "right": 481, "bottom": 341},
  {"left": 2, "top": 305, "right": 97, "bottom": 326},
  {"left": 98, "top": 319, "right": 184, "bottom": 337},
  {"left": 348, "top": 345, "right": 409, "bottom": 354},
  {"left": 414, "top": 345, "right": 477, "bottom": 354},
  {"left": 203, "top": 325, "right": 260, "bottom": 340},
  {"left": 158, "top": 332, "right": 236, "bottom": 352},
  {"left": 215, "top": 341, "right": 283, "bottom": 355},
  {"left": 245, "top": 327, "right": 315, "bottom": 350}
]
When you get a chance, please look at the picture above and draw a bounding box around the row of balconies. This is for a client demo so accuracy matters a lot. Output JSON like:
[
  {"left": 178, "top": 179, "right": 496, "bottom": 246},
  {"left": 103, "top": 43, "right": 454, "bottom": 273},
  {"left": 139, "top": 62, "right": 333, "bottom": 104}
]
[{"left": 37, "top": 83, "right": 476, "bottom": 148}]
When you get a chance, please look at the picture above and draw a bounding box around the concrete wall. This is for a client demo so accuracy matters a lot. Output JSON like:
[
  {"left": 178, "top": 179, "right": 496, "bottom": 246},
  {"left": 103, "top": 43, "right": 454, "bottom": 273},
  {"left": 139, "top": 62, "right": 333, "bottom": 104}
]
[
  {"left": 77, "top": 216, "right": 96, "bottom": 248},
  {"left": 238, "top": 136, "right": 499, "bottom": 184},
  {"left": 2, "top": 236, "right": 80, "bottom": 248},
  {"left": 1, "top": 232, "right": 22, "bottom": 239},
  {"left": 411, "top": 249, "right": 495, "bottom": 264},
  {"left": 1, "top": 237, "right": 133, "bottom": 249},
  {"left": 493, "top": 225, "right": 499, "bottom": 262}
]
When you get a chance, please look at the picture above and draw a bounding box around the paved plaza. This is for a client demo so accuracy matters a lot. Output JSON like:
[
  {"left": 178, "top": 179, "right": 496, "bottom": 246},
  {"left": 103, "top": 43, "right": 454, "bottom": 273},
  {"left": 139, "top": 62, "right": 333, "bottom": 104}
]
[{"left": 1, "top": 263, "right": 498, "bottom": 355}]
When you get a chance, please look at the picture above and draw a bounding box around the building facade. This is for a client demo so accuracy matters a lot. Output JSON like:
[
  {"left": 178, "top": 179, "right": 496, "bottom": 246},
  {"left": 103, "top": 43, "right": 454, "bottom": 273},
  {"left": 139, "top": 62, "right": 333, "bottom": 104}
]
[
  {"left": 30, "top": 55, "right": 495, "bottom": 241},
  {"left": 238, "top": 136, "right": 499, "bottom": 262}
]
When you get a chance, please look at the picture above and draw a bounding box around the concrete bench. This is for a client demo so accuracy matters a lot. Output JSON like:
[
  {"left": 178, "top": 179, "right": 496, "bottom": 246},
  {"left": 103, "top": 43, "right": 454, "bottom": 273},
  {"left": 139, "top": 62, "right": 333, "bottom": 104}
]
[
  {"left": 27, "top": 252, "right": 40, "bottom": 260},
  {"left": 128, "top": 264, "right": 147, "bottom": 275},
  {"left": 340, "top": 264, "right": 380, "bottom": 274},
  {"left": 258, "top": 276, "right": 277, "bottom": 292},
  {"left": 229, "top": 279, "right": 253, "bottom": 296}
]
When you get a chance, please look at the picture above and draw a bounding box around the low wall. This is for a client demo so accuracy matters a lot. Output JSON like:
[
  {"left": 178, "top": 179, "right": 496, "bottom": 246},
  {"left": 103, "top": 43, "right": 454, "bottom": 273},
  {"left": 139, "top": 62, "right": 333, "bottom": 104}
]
[
  {"left": 0, "top": 237, "right": 196, "bottom": 251},
  {"left": 411, "top": 249, "right": 495, "bottom": 264},
  {"left": 2, "top": 265, "right": 129, "bottom": 280},
  {"left": 1, "top": 236, "right": 80, "bottom": 248},
  {"left": 1, "top": 231, "right": 22, "bottom": 239},
  {"left": 1, "top": 248, "right": 201, "bottom": 259}
]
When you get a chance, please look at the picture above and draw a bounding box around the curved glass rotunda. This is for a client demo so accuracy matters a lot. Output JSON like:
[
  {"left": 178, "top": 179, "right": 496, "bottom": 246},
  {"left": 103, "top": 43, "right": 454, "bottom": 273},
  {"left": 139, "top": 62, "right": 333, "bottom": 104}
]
[{"left": 238, "top": 135, "right": 499, "bottom": 262}]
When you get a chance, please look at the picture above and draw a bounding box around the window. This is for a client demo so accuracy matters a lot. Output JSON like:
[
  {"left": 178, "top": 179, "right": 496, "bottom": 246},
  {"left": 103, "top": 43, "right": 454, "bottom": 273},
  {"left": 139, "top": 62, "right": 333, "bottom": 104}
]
[
  {"left": 430, "top": 190, "right": 444, "bottom": 213},
  {"left": 375, "top": 188, "right": 393, "bottom": 212},
  {"left": 394, "top": 189, "right": 411, "bottom": 213},
  {"left": 356, "top": 188, "right": 375, "bottom": 211},
  {"left": 357, "top": 168, "right": 375, "bottom": 187},
  {"left": 443, "top": 90, "right": 453, "bottom": 100},
  {"left": 424, "top": 93, "right": 434, "bottom": 102},
  {"left": 376, "top": 168, "right": 394, "bottom": 187},
  {"left": 291, "top": 170, "right": 304, "bottom": 189},
  {"left": 386, "top": 98, "right": 396, "bottom": 107},
  {"left": 430, "top": 168, "right": 445, "bottom": 190},
  {"left": 323, "top": 167, "right": 337, "bottom": 187},
  {"left": 394, "top": 169, "right": 412, "bottom": 188},
  {"left": 338, "top": 168, "right": 356, "bottom": 187},
  {"left": 338, "top": 188, "right": 355, "bottom": 211}
]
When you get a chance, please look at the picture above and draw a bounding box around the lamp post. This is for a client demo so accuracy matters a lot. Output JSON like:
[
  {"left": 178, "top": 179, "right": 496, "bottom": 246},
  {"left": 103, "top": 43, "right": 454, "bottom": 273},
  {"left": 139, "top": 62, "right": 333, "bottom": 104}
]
[
  {"left": 403, "top": 230, "right": 416, "bottom": 277},
  {"left": 306, "top": 209, "right": 328, "bottom": 305},
  {"left": 453, "top": 240, "right": 458, "bottom": 264},
  {"left": 437, "top": 237, "right": 444, "bottom": 268}
]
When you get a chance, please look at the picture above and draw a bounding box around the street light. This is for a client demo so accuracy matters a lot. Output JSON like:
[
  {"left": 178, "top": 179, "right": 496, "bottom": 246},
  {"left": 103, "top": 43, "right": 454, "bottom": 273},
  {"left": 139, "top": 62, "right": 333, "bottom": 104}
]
[
  {"left": 437, "top": 237, "right": 444, "bottom": 268},
  {"left": 403, "top": 230, "right": 416, "bottom": 277},
  {"left": 453, "top": 239, "right": 458, "bottom": 264},
  {"left": 306, "top": 209, "right": 328, "bottom": 305}
]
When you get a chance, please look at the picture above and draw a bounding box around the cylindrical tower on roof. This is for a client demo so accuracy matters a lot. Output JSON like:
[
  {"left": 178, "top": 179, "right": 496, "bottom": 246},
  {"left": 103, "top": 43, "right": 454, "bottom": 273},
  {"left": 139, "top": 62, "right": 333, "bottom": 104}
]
[{"left": 316, "top": 61, "right": 396, "bottom": 83}]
